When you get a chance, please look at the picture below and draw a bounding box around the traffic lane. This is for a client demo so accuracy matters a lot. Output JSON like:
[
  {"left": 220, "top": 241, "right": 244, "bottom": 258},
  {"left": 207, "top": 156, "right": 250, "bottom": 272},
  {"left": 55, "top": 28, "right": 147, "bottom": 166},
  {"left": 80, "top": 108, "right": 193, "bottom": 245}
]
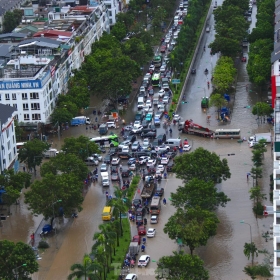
[{"left": 129, "top": 175, "right": 180, "bottom": 279}]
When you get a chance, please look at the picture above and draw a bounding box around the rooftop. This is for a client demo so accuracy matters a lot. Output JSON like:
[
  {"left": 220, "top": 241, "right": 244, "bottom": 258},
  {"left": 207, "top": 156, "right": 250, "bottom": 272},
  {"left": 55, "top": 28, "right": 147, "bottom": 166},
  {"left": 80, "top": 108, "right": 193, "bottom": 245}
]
[{"left": 0, "top": 103, "right": 17, "bottom": 124}]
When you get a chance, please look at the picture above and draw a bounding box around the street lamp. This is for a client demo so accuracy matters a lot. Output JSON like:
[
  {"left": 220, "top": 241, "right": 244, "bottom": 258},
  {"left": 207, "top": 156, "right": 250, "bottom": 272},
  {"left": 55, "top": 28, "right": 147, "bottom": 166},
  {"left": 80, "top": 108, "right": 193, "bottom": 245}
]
[
  {"left": 52, "top": 199, "right": 62, "bottom": 249},
  {"left": 240, "top": 220, "right": 252, "bottom": 244},
  {"left": 15, "top": 263, "right": 27, "bottom": 280}
]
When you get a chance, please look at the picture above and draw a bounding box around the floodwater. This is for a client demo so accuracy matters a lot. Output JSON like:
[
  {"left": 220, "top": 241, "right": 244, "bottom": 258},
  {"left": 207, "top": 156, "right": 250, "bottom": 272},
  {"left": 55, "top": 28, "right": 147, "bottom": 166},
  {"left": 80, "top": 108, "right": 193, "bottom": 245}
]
[{"left": 1, "top": 2, "right": 274, "bottom": 280}]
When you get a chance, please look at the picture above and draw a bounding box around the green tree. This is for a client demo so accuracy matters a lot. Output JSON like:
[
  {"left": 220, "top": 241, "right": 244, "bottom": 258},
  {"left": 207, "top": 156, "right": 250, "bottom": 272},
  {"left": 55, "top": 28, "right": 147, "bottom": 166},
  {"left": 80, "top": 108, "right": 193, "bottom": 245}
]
[
  {"left": 251, "top": 101, "right": 273, "bottom": 119},
  {"left": 68, "top": 254, "right": 102, "bottom": 280},
  {"left": 156, "top": 251, "right": 209, "bottom": 280},
  {"left": 173, "top": 147, "right": 231, "bottom": 183},
  {"left": 243, "top": 242, "right": 259, "bottom": 266},
  {"left": 0, "top": 240, "right": 39, "bottom": 279},
  {"left": 249, "top": 186, "right": 266, "bottom": 208},
  {"left": 116, "top": 12, "right": 134, "bottom": 31},
  {"left": 250, "top": 167, "right": 263, "bottom": 187},
  {"left": 251, "top": 149, "right": 263, "bottom": 167},
  {"left": 111, "top": 21, "right": 127, "bottom": 41},
  {"left": 209, "top": 93, "right": 228, "bottom": 118},
  {"left": 18, "top": 139, "right": 50, "bottom": 173},
  {"left": 243, "top": 264, "right": 271, "bottom": 280},
  {"left": 50, "top": 106, "right": 75, "bottom": 125},
  {"left": 171, "top": 178, "right": 230, "bottom": 211},
  {"left": 40, "top": 153, "right": 88, "bottom": 181},
  {"left": 62, "top": 135, "right": 100, "bottom": 160},
  {"left": 24, "top": 173, "right": 84, "bottom": 222},
  {"left": 3, "top": 11, "right": 17, "bottom": 33},
  {"left": 164, "top": 207, "right": 219, "bottom": 255}
]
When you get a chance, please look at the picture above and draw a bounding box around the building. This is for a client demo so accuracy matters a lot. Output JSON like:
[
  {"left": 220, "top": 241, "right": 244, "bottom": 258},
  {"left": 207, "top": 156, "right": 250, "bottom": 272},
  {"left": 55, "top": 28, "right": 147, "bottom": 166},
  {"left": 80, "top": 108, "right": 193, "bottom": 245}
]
[
  {"left": 101, "top": 0, "right": 121, "bottom": 25},
  {"left": 0, "top": 103, "right": 18, "bottom": 172},
  {"left": 0, "top": 3, "right": 109, "bottom": 124}
]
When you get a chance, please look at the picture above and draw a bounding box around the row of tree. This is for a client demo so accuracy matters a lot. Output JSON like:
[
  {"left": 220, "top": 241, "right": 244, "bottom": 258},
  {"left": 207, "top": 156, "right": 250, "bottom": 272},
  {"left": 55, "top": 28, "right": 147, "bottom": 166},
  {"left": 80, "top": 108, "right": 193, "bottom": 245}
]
[
  {"left": 154, "top": 148, "right": 231, "bottom": 279},
  {"left": 209, "top": 0, "right": 249, "bottom": 57},
  {"left": 247, "top": 0, "right": 274, "bottom": 86}
]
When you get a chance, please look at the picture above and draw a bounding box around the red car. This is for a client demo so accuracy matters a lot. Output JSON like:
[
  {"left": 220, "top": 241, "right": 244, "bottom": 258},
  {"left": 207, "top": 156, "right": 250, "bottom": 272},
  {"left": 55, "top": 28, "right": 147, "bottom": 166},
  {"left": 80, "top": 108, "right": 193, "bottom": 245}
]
[
  {"left": 132, "top": 235, "right": 141, "bottom": 245},
  {"left": 241, "top": 56, "right": 247, "bottom": 62},
  {"left": 183, "top": 138, "right": 189, "bottom": 145},
  {"left": 160, "top": 45, "right": 166, "bottom": 53},
  {"left": 138, "top": 225, "right": 146, "bottom": 235}
]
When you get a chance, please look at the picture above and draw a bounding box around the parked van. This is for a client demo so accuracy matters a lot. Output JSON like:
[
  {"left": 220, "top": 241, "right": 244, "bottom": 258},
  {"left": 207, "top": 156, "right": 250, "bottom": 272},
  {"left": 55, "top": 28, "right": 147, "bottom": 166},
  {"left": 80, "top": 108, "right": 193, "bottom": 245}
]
[
  {"left": 137, "top": 97, "right": 145, "bottom": 109},
  {"left": 102, "top": 206, "right": 113, "bottom": 221},
  {"left": 165, "top": 138, "right": 182, "bottom": 148}
]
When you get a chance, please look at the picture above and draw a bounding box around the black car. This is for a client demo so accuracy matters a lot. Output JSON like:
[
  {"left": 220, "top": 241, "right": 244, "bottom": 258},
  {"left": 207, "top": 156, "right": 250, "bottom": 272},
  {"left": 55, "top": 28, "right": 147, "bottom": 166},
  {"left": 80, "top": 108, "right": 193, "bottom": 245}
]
[
  {"left": 111, "top": 166, "right": 118, "bottom": 174},
  {"left": 166, "top": 161, "right": 174, "bottom": 172},
  {"left": 127, "top": 135, "right": 137, "bottom": 144},
  {"left": 136, "top": 214, "right": 144, "bottom": 226},
  {"left": 104, "top": 154, "right": 112, "bottom": 164},
  {"left": 141, "top": 131, "right": 156, "bottom": 138},
  {"left": 118, "top": 152, "right": 133, "bottom": 159},
  {"left": 142, "top": 127, "right": 156, "bottom": 135},
  {"left": 142, "top": 81, "right": 149, "bottom": 89},
  {"left": 156, "top": 134, "right": 166, "bottom": 144},
  {"left": 191, "top": 68, "right": 196, "bottom": 74},
  {"left": 136, "top": 207, "right": 146, "bottom": 216},
  {"left": 155, "top": 186, "right": 164, "bottom": 196},
  {"left": 141, "top": 120, "right": 149, "bottom": 128},
  {"left": 108, "top": 147, "right": 118, "bottom": 156},
  {"left": 166, "top": 151, "right": 177, "bottom": 159},
  {"left": 121, "top": 168, "right": 130, "bottom": 177},
  {"left": 132, "top": 199, "right": 142, "bottom": 207},
  {"left": 128, "top": 158, "right": 136, "bottom": 165},
  {"left": 123, "top": 130, "right": 133, "bottom": 139}
]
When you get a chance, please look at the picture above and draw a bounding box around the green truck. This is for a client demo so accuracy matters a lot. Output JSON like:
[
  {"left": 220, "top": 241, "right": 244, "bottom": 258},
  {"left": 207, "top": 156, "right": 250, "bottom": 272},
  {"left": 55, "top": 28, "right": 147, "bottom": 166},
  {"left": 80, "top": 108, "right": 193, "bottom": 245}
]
[{"left": 201, "top": 97, "right": 209, "bottom": 108}]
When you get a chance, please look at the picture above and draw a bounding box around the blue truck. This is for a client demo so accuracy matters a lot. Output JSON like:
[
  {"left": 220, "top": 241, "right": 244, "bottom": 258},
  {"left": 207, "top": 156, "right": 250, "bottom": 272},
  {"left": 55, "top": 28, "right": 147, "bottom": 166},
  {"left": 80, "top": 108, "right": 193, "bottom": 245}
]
[{"left": 70, "top": 116, "right": 91, "bottom": 126}]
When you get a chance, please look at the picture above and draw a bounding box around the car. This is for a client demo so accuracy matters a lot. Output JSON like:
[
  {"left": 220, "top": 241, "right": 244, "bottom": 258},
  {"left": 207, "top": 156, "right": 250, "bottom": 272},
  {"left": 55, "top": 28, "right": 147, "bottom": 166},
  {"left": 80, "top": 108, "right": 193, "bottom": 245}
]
[
  {"left": 128, "top": 158, "right": 136, "bottom": 165},
  {"left": 142, "top": 80, "right": 149, "bottom": 89},
  {"left": 146, "top": 159, "right": 157, "bottom": 167},
  {"left": 148, "top": 166, "right": 156, "bottom": 174},
  {"left": 155, "top": 112, "right": 163, "bottom": 119},
  {"left": 132, "top": 126, "right": 143, "bottom": 134},
  {"left": 162, "top": 96, "right": 170, "bottom": 104},
  {"left": 146, "top": 100, "right": 152, "bottom": 107},
  {"left": 141, "top": 119, "right": 149, "bottom": 128},
  {"left": 104, "top": 154, "right": 112, "bottom": 164},
  {"left": 138, "top": 156, "right": 150, "bottom": 165},
  {"left": 121, "top": 168, "right": 130, "bottom": 177},
  {"left": 125, "top": 273, "right": 137, "bottom": 280},
  {"left": 191, "top": 68, "right": 196, "bottom": 74},
  {"left": 131, "top": 141, "right": 140, "bottom": 152},
  {"left": 155, "top": 186, "right": 164, "bottom": 196},
  {"left": 155, "top": 145, "right": 170, "bottom": 153},
  {"left": 107, "top": 121, "right": 116, "bottom": 128},
  {"left": 132, "top": 199, "right": 142, "bottom": 207},
  {"left": 161, "top": 157, "right": 169, "bottom": 165},
  {"left": 160, "top": 45, "right": 166, "bottom": 53},
  {"left": 183, "top": 138, "right": 189, "bottom": 145},
  {"left": 173, "top": 114, "right": 181, "bottom": 121},
  {"left": 157, "top": 101, "right": 165, "bottom": 110},
  {"left": 165, "top": 36, "right": 171, "bottom": 44},
  {"left": 149, "top": 65, "right": 155, "bottom": 72},
  {"left": 111, "top": 172, "right": 120, "bottom": 181},
  {"left": 136, "top": 214, "right": 144, "bottom": 225},
  {"left": 143, "top": 105, "right": 150, "bottom": 113},
  {"left": 111, "top": 158, "right": 120, "bottom": 165},
  {"left": 143, "top": 143, "right": 152, "bottom": 151},
  {"left": 154, "top": 117, "right": 161, "bottom": 126},
  {"left": 157, "top": 164, "right": 165, "bottom": 173},
  {"left": 143, "top": 138, "right": 150, "bottom": 146},
  {"left": 139, "top": 86, "right": 146, "bottom": 93},
  {"left": 166, "top": 151, "right": 177, "bottom": 159},
  {"left": 100, "top": 163, "right": 107, "bottom": 172},
  {"left": 247, "top": 17, "right": 252, "bottom": 22},
  {"left": 122, "top": 146, "right": 130, "bottom": 153},
  {"left": 166, "top": 161, "right": 174, "bottom": 172},
  {"left": 127, "top": 135, "right": 137, "bottom": 144},
  {"left": 132, "top": 235, "right": 141, "bottom": 245},
  {"left": 155, "top": 170, "right": 162, "bottom": 179},
  {"left": 119, "top": 140, "right": 131, "bottom": 149},
  {"left": 158, "top": 89, "right": 165, "bottom": 98},
  {"left": 183, "top": 144, "right": 192, "bottom": 151},
  {"left": 150, "top": 215, "right": 159, "bottom": 224},
  {"left": 166, "top": 71, "right": 172, "bottom": 80},
  {"left": 138, "top": 255, "right": 150, "bottom": 267},
  {"left": 123, "top": 130, "right": 133, "bottom": 140},
  {"left": 147, "top": 228, "right": 156, "bottom": 238},
  {"left": 145, "top": 114, "right": 153, "bottom": 122},
  {"left": 148, "top": 88, "right": 154, "bottom": 95},
  {"left": 206, "top": 25, "right": 210, "bottom": 32},
  {"left": 129, "top": 163, "right": 136, "bottom": 171},
  {"left": 160, "top": 65, "right": 166, "bottom": 73},
  {"left": 118, "top": 152, "right": 133, "bottom": 159},
  {"left": 141, "top": 131, "right": 156, "bottom": 138},
  {"left": 134, "top": 120, "right": 142, "bottom": 128},
  {"left": 92, "top": 153, "right": 102, "bottom": 161},
  {"left": 138, "top": 225, "right": 146, "bottom": 235},
  {"left": 84, "top": 157, "right": 99, "bottom": 166},
  {"left": 124, "top": 125, "right": 134, "bottom": 131}
]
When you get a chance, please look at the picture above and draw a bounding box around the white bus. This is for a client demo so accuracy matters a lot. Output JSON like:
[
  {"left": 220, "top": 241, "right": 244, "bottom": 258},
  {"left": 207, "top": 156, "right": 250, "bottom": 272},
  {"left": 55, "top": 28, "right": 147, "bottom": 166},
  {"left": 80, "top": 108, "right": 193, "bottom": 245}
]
[
  {"left": 150, "top": 196, "right": 161, "bottom": 214},
  {"left": 214, "top": 129, "right": 241, "bottom": 139}
]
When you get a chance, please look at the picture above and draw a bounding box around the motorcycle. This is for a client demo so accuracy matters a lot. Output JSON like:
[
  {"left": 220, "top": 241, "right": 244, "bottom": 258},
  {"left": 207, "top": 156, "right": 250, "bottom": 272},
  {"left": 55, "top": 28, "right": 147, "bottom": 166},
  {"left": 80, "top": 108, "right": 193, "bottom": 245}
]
[
  {"left": 141, "top": 244, "right": 145, "bottom": 252},
  {"left": 204, "top": 69, "right": 208, "bottom": 75},
  {"left": 130, "top": 259, "right": 135, "bottom": 268},
  {"left": 71, "top": 213, "right": 78, "bottom": 218}
]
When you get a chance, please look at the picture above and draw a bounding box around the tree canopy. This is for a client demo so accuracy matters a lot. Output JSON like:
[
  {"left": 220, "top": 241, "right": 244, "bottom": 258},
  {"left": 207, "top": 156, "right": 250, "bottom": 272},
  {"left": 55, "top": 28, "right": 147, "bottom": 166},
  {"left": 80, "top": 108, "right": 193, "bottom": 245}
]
[
  {"left": 251, "top": 101, "right": 273, "bottom": 117},
  {"left": 173, "top": 147, "right": 231, "bottom": 183},
  {"left": 3, "top": 10, "right": 22, "bottom": 33}
]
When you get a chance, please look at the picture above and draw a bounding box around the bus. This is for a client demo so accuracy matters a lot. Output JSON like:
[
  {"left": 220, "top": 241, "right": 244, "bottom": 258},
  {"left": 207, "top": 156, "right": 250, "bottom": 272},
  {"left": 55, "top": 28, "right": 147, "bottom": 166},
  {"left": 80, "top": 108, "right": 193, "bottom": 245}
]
[
  {"left": 152, "top": 55, "right": 162, "bottom": 68},
  {"left": 150, "top": 196, "right": 161, "bottom": 214},
  {"left": 214, "top": 129, "right": 241, "bottom": 139},
  {"left": 89, "top": 134, "right": 119, "bottom": 147},
  {"left": 152, "top": 73, "right": 160, "bottom": 87},
  {"left": 16, "top": 142, "right": 26, "bottom": 150}
]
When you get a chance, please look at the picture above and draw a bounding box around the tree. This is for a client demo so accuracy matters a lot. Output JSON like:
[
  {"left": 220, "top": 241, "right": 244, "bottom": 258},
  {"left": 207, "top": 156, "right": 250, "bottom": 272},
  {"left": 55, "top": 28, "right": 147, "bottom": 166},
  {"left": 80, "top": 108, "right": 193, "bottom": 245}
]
[
  {"left": 24, "top": 173, "right": 84, "bottom": 222},
  {"left": 62, "top": 135, "right": 100, "bottom": 160},
  {"left": 111, "top": 21, "right": 127, "bottom": 41},
  {"left": 171, "top": 178, "right": 230, "bottom": 211},
  {"left": 68, "top": 254, "right": 102, "bottom": 280},
  {"left": 156, "top": 251, "right": 209, "bottom": 280},
  {"left": 164, "top": 207, "right": 219, "bottom": 255},
  {"left": 251, "top": 102, "right": 273, "bottom": 119},
  {"left": 243, "top": 242, "right": 259, "bottom": 266},
  {"left": 249, "top": 186, "right": 266, "bottom": 208},
  {"left": 250, "top": 167, "right": 263, "bottom": 187},
  {"left": 173, "top": 147, "right": 231, "bottom": 183},
  {"left": 0, "top": 240, "right": 39, "bottom": 279},
  {"left": 209, "top": 93, "right": 228, "bottom": 118},
  {"left": 18, "top": 139, "right": 50, "bottom": 172},
  {"left": 3, "top": 11, "right": 18, "bottom": 33},
  {"left": 251, "top": 149, "right": 263, "bottom": 167},
  {"left": 243, "top": 264, "right": 271, "bottom": 279},
  {"left": 40, "top": 153, "right": 88, "bottom": 181},
  {"left": 50, "top": 106, "right": 74, "bottom": 125}
]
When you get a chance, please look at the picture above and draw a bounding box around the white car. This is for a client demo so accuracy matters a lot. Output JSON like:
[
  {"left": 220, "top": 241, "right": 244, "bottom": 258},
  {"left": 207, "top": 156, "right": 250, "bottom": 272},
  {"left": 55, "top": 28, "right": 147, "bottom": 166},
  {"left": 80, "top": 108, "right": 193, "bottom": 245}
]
[
  {"left": 129, "top": 164, "right": 136, "bottom": 171},
  {"left": 150, "top": 215, "right": 159, "bottom": 224},
  {"left": 143, "top": 138, "right": 150, "bottom": 146},
  {"left": 132, "top": 126, "right": 143, "bottom": 134},
  {"left": 146, "top": 159, "right": 157, "bottom": 167},
  {"left": 149, "top": 65, "right": 155, "bottom": 72},
  {"left": 162, "top": 96, "right": 170, "bottom": 104},
  {"left": 159, "top": 89, "right": 165, "bottom": 98},
  {"left": 134, "top": 121, "right": 141, "bottom": 128},
  {"left": 143, "top": 105, "right": 150, "bottom": 113},
  {"left": 122, "top": 146, "right": 130, "bottom": 153},
  {"left": 100, "top": 163, "right": 107, "bottom": 172},
  {"left": 125, "top": 274, "right": 137, "bottom": 280},
  {"left": 92, "top": 153, "right": 102, "bottom": 161},
  {"left": 138, "top": 255, "right": 150, "bottom": 267},
  {"left": 139, "top": 86, "right": 145, "bottom": 92},
  {"left": 119, "top": 140, "right": 131, "bottom": 148},
  {"left": 147, "top": 228, "right": 156, "bottom": 237},
  {"left": 155, "top": 112, "right": 163, "bottom": 119},
  {"left": 138, "top": 156, "right": 150, "bottom": 165},
  {"left": 160, "top": 65, "right": 166, "bottom": 72},
  {"left": 157, "top": 164, "right": 165, "bottom": 173},
  {"left": 155, "top": 145, "right": 170, "bottom": 152},
  {"left": 111, "top": 158, "right": 120, "bottom": 165},
  {"left": 171, "top": 40, "right": 176, "bottom": 46},
  {"left": 183, "top": 144, "right": 192, "bottom": 151},
  {"left": 161, "top": 157, "right": 169, "bottom": 165},
  {"left": 146, "top": 100, "right": 152, "bottom": 107},
  {"left": 173, "top": 114, "right": 181, "bottom": 121},
  {"left": 107, "top": 121, "right": 116, "bottom": 128},
  {"left": 165, "top": 37, "right": 171, "bottom": 44}
]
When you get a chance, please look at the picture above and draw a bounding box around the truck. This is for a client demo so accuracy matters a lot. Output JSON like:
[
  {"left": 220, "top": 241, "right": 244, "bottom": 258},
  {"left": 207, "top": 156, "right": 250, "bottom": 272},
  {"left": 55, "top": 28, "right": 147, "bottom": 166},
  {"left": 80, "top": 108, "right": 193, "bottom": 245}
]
[
  {"left": 99, "top": 124, "right": 108, "bottom": 135},
  {"left": 101, "top": 172, "right": 110, "bottom": 187},
  {"left": 43, "top": 148, "right": 59, "bottom": 158},
  {"left": 153, "top": 93, "right": 159, "bottom": 106},
  {"left": 201, "top": 97, "right": 209, "bottom": 108},
  {"left": 249, "top": 133, "right": 271, "bottom": 143},
  {"left": 129, "top": 242, "right": 140, "bottom": 256},
  {"left": 179, "top": 119, "right": 214, "bottom": 137},
  {"left": 141, "top": 179, "right": 156, "bottom": 199},
  {"left": 70, "top": 116, "right": 91, "bottom": 126}
]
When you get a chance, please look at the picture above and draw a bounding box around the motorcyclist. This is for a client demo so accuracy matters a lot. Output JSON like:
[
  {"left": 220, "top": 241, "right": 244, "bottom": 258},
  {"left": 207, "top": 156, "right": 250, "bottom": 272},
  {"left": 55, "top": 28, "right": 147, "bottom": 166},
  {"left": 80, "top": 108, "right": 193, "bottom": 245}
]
[
  {"left": 205, "top": 68, "right": 208, "bottom": 73},
  {"left": 204, "top": 45, "right": 205, "bottom": 51},
  {"left": 169, "top": 128, "right": 172, "bottom": 135},
  {"left": 141, "top": 244, "right": 145, "bottom": 252},
  {"left": 207, "top": 81, "right": 210, "bottom": 88}
]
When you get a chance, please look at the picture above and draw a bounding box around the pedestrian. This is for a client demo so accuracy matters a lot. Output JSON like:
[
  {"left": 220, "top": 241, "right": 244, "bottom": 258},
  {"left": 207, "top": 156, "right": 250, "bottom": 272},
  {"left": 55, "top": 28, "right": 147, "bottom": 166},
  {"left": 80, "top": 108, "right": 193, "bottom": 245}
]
[
  {"left": 95, "top": 117, "right": 98, "bottom": 122},
  {"left": 163, "top": 198, "right": 167, "bottom": 205},
  {"left": 95, "top": 174, "right": 98, "bottom": 180},
  {"left": 86, "top": 126, "right": 88, "bottom": 131},
  {"left": 98, "top": 123, "right": 100, "bottom": 128},
  {"left": 23, "top": 166, "right": 26, "bottom": 172},
  {"left": 247, "top": 173, "right": 250, "bottom": 181}
]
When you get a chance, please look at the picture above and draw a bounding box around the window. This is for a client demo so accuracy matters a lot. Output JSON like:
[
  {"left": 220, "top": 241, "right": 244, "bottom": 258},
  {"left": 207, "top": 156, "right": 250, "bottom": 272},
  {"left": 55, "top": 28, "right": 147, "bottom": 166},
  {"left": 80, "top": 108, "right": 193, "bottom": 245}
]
[
  {"left": 6, "top": 129, "right": 9, "bottom": 138},
  {"left": 30, "top": 92, "right": 39, "bottom": 99},
  {"left": 24, "top": 114, "right": 30, "bottom": 120},
  {"left": 31, "top": 103, "right": 40, "bottom": 110},
  {"left": 12, "top": 93, "right": 16, "bottom": 100},
  {"left": 32, "top": 114, "right": 41, "bottom": 120},
  {"left": 8, "top": 152, "right": 11, "bottom": 162},
  {"left": 7, "top": 140, "right": 10, "bottom": 150},
  {"left": 5, "top": 94, "right": 10, "bottom": 100},
  {"left": 0, "top": 94, "right": 1, "bottom": 101},
  {"left": 13, "top": 104, "right": 17, "bottom": 109},
  {"left": 12, "top": 135, "right": 14, "bottom": 143},
  {"left": 49, "top": 82, "right": 51, "bottom": 90},
  {"left": 22, "top": 93, "right": 27, "bottom": 100},
  {"left": 13, "top": 147, "right": 16, "bottom": 156},
  {"left": 23, "top": 104, "right": 28, "bottom": 110}
]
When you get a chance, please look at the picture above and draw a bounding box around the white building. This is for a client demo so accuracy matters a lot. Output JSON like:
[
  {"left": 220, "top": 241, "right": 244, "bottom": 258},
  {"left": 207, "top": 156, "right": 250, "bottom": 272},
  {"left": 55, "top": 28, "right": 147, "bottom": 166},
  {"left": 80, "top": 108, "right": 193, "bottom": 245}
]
[
  {"left": 0, "top": 103, "right": 18, "bottom": 172},
  {"left": 0, "top": 4, "right": 110, "bottom": 124},
  {"left": 101, "top": 0, "right": 121, "bottom": 25}
]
